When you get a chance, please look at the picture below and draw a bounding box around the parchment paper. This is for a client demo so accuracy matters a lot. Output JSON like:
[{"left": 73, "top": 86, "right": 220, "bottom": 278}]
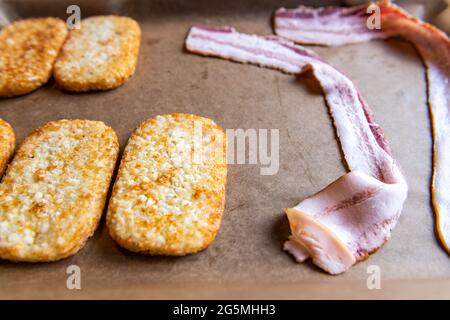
[{"left": 0, "top": 0, "right": 449, "bottom": 299}]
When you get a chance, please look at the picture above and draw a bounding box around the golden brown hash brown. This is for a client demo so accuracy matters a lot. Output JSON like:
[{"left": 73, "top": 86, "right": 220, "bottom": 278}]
[
  {"left": 107, "top": 113, "right": 227, "bottom": 255},
  {"left": 0, "top": 120, "right": 119, "bottom": 262},
  {"left": 0, "top": 119, "right": 15, "bottom": 177},
  {"left": 0, "top": 18, "right": 68, "bottom": 97},
  {"left": 53, "top": 15, "right": 141, "bottom": 92}
]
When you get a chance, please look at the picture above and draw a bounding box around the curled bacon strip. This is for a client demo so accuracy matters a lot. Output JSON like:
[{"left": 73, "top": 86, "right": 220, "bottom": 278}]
[
  {"left": 186, "top": 26, "right": 407, "bottom": 274},
  {"left": 275, "top": 0, "right": 450, "bottom": 255}
]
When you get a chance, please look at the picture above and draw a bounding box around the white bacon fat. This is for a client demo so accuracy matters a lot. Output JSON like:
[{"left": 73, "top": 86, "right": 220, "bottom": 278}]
[
  {"left": 274, "top": 0, "right": 450, "bottom": 256},
  {"left": 185, "top": 25, "right": 408, "bottom": 274}
]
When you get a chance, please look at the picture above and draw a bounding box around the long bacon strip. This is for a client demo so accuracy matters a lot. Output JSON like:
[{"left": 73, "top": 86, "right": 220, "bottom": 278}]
[
  {"left": 186, "top": 26, "right": 408, "bottom": 274},
  {"left": 274, "top": 0, "right": 450, "bottom": 254}
]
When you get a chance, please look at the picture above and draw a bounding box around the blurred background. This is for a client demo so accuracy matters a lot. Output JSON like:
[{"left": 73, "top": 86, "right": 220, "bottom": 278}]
[{"left": 0, "top": 0, "right": 449, "bottom": 34}]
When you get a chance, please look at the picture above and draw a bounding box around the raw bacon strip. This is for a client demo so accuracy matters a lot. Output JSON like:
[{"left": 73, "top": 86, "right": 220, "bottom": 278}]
[
  {"left": 186, "top": 26, "right": 407, "bottom": 274},
  {"left": 274, "top": 0, "right": 450, "bottom": 254},
  {"left": 274, "top": 3, "right": 391, "bottom": 46}
]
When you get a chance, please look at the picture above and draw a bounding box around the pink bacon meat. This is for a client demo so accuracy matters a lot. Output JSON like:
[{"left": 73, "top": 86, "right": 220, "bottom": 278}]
[
  {"left": 274, "top": 3, "right": 392, "bottom": 46},
  {"left": 275, "top": 0, "right": 450, "bottom": 255},
  {"left": 274, "top": 5, "right": 389, "bottom": 46},
  {"left": 186, "top": 25, "right": 408, "bottom": 274}
]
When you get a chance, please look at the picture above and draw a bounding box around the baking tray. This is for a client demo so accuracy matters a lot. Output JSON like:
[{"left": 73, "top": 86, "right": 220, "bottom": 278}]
[{"left": 0, "top": 0, "right": 449, "bottom": 299}]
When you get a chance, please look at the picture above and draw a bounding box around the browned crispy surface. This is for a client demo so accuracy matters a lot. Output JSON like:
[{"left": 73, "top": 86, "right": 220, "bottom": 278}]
[
  {"left": 0, "top": 120, "right": 119, "bottom": 262},
  {"left": 54, "top": 16, "right": 141, "bottom": 92},
  {"left": 107, "top": 113, "right": 227, "bottom": 255},
  {"left": 0, "top": 119, "right": 15, "bottom": 177},
  {"left": 0, "top": 18, "right": 68, "bottom": 97}
]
